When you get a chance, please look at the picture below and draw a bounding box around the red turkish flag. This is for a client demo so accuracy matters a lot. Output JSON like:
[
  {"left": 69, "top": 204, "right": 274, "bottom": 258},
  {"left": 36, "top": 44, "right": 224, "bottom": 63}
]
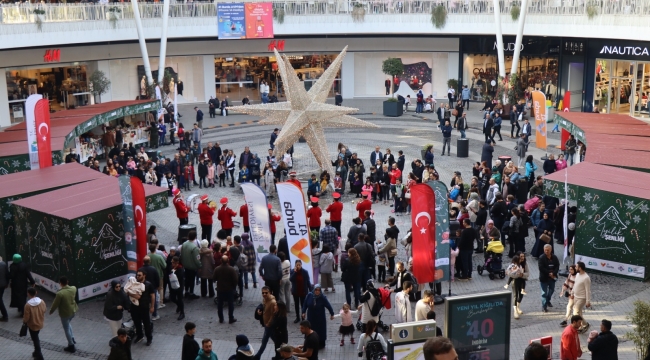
[
  {"left": 131, "top": 177, "right": 148, "bottom": 268},
  {"left": 409, "top": 183, "right": 436, "bottom": 284},
  {"left": 34, "top": 99, "right": 52, "bottom": 168}
]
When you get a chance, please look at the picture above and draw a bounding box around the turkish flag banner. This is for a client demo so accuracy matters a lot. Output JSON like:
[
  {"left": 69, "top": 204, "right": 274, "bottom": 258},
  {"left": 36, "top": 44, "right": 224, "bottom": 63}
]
[
  {"left": 409, "top": 183, "right": 436, "bottom": 284},
  {"left": 130, "top": 177, "right": 147, "bottom": 268},
  {"left": 34, "top": 99, "right": 52, "bottom": 167}
]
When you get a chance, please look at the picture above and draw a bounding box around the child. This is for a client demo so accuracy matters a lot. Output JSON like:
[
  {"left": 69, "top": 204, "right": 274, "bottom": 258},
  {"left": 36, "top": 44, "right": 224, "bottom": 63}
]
[
  {"left": 450, "top": 237, "right": 460, "bottom": 281},
  {"left": 311, "top": 239, "right": 322, "bottom": 285},
  {"left": 319, "top": 245, "right": 335, "bottom": 292},
  {"left": 126, "top": 156, "right": 136, "bottom": 175},
  {"left": 352, "top": 173, "right": 362, "bottom": 198},
  {"left": 361, "top": 179, "right": 373, "bottom": 197},
  {"left": 217, "top": 160, "right": 226, "bottom": 187},
  {"left": 239, "top": 164, "right": 249, "bottom": 183},
  {"left": 183, "top": 164, "right": 191, "bottom": 191},
  {"left": 504, "top": 256, "right": 525, "bottom": 295},
  {"left": 375, "top": 237, "right": 387, "bottom": 283},
  {"left": 198, "top": 158, "right": 208, "bottom": 189},
  {"left": 207, "top": 159, "right": 215, "bottom": 188},
  {"left": 334, "top": 303, "right": 358, "bottom": 346},
  {"left": 333, "top": 172, "right": 343, "bottom": 193}
]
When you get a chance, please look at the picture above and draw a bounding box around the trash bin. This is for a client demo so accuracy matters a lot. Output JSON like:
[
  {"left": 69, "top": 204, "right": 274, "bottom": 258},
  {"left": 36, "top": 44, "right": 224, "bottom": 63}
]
[
  {"left": 178, "top": 224, "right": 197, "bottom": 245},
  {"left": 146, "top": 150, "right": 158, "bottom": 160},
  {"left": 457, "top": 138, "right": 469, "bottom": 158},
  {"left": 498, "top": 155, "right": 511, "bottom": 165},
  {"left": 546, "top": 106, "right": 555, "bottom": 123}
]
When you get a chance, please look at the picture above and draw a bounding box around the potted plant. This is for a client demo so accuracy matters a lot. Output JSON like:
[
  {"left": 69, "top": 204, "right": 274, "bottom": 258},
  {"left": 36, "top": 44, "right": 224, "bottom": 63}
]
[
  {"left": 88, "top": 70, "right": 111, "bottom": 104},
  {"left": 382, "top": 58, "right": 404, "bottom": 117},
  {"left": 431, "top": 4, "right": 447, "bottom": 29},
  {"left": 510, "top": 5, "right": 520, "bottom": 21},
  {"left": 107, "top": 6, "right": 122, "bottom": 28},
  {"left": 586, "top": 1, "right": 598, "bottom": 19},
  {"left": 352, "top": 3, "right": 365, "bottom": 23},
  {"left": 421, "top": 144, "right": 433, "bottom": 159},
  {"left": 626, "top": 300, "right": 650, "bottom": 360},
  {"left": 31, "top": 9, "right": 45, "bottom": 31},
  {"left": 447, "top": 78, "right": 459, "bottom": 101},
  {"left": 273, "top": 4, "right": 285, "bottom": 24}
]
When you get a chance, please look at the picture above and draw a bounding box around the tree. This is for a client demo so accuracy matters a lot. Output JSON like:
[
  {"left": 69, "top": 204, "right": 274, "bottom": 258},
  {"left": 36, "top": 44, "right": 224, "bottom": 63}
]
[
  {"left": 88, "top": 70, "right": 111, "bottom": 104},
  {"left": 382, "top": 58, "right": 403, "bottom": 98}
]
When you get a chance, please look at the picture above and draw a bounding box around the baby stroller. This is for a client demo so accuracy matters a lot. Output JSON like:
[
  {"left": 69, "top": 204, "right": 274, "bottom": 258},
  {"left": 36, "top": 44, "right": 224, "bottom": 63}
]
[
  {"left": 355, "top": 284, "right": 391, "bottom": 332},
  {"left": 477, "top": 239, "right": 506, "bottom": 280}
]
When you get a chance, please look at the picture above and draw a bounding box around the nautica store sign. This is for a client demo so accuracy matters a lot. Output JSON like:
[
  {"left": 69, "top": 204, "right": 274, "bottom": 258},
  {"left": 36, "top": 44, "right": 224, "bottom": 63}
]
[{"left": 600, "top": 45, "right": 650, "bottom": 56}]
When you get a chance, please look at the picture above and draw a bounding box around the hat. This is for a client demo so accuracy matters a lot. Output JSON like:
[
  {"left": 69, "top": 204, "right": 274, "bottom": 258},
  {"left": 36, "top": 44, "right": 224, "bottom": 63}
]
[
  {"left": 454, "top": 171, "right": 461, "bottom": 176},
  {"left": 12, "top": 254, "right": 21, "bottom": 263},
  {"left": 289, "top": 171, "right": 297, "bottom": 176},
  {"left": 235, "top": 335, "right": 249, "bottom": 347},
  {"left": 332, "top": 192, "right": 341, "bottom": 199},
  {"left": 267, "top": 204, "right": 272, "bottom": 209},
  {"left": 310, "top": 196, "right": 319, "bottom": 203},
  {"left": 200, "top": 194, "right": 209, "bottom": 202},
  {"left": 170, "top": 246, "right": 177, "bottom": 251},
  {"left": 172, "top": 188, "right": 181, "bottom": 196},
  {"left": 361, "top": 192, "right": 370, "bottom": 197},
  {"left": 220, "top": 197, "right": 228, "bottom": 204}
]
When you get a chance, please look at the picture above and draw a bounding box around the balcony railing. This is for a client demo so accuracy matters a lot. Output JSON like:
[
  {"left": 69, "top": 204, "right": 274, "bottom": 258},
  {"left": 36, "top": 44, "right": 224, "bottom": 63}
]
[{"left": 0, "top": 0, "right": 647, "bottom": 25}]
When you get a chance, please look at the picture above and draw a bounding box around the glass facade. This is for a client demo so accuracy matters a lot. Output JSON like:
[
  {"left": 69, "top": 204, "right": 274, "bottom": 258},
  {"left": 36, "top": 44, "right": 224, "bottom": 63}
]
[{"left": 594, "top": 59, "right": 650, "bottom": 117}]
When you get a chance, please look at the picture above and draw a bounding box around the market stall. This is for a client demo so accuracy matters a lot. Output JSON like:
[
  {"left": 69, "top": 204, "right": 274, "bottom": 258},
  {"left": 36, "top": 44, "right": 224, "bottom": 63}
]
[
  {"left": 544, "top": 162, "right": 650, "bottom": 280},
  {"left": 11, "top": 176, "right": 168, "bottom": 300},
  {"left": 0, "top": 163, "right": 106, "bottom": 260}
]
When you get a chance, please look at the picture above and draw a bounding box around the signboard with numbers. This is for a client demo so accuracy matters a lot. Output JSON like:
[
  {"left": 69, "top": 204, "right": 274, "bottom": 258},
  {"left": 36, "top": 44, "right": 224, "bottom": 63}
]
[{"left": 444, "top": 291, "right": 511, "bottom": 360}]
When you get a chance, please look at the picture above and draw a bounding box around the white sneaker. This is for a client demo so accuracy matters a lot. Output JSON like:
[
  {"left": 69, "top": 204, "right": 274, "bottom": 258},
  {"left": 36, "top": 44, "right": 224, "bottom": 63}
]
[
  {"left": 159, "top": 303, "right": 166, "bottom": 308},
  {"left": 151, "top": 315, "right": 160, "bottom": 321},
  {"left": 521, "top": 290, "right": 527, "bottom": 295},
  {"left": 503, "top": 284, "right": 509, "bottom": 289}
]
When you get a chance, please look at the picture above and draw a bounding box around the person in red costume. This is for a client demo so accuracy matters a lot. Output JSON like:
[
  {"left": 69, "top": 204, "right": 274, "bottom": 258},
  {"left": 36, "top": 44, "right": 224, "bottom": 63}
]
[
  {"left": 172, "top": 188, "right": 189, "bottom": 225},
  {"left": 326, "top": 192, "right": 343, "bottom": 236},
  {"left": 268, "top": 204, "right": 281, "bottom": 245},
  {"left": 356, "top": 192, "right": 372, "bottom": 221},
  {"left": 217, "top": 197, "right": 237, "bottom": 237},
  {"left": 198, "top": 194, "right": 215, "bottom": 241},
  {"left": 240, "top": 201, "right": 250, "bottom": 233},
  {"left": 307, "top": 197, "right": 322, "bottom": 233},
  {"left": 287, "top": 171, "right": 302, "bottom": 189}
]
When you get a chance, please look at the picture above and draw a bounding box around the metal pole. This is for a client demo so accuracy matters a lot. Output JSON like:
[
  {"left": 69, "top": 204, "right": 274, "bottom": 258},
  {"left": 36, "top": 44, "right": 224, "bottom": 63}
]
[
  {"left": 510, "top": 0, "right": 529, "bottom": 75},
  {"left": 493, "top": 0, "right": 506, "bottom": 78},
  {"left": 158, "top": 0, "right": 171, "bottom": 84},
  {"left": 131, "top": 0, "right": 153, "bottom": 86}
]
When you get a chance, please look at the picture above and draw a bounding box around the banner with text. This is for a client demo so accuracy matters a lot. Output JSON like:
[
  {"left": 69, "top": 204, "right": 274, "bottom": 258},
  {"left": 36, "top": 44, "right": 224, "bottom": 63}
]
[
  {"left": 410, "top": 184, "right": 436, "bottom": 284},
  {"left": 241, "top": 183, "right": 272, "bottom": 262},
  {"left": 217, "top": 3, "right": 246, "bottom": 39},
  {"left": 276, "top": 182, "right": 313, "bottom": 279},
  {"left": 429, "top": 181, "right": 450, "bottom": 282},
  {"left": 245, "top": 3, "right": 274, "bottom": 39},
  {"left": 25, "top": 94, "right": 43, "bottom": 170},
  {"left": 131, "top": 177, "right": 148, "bottom": 269},
  {"left": 532, "top": 90, "right": 547, "bottom": 149},
  {"left": 34, "top": 99, "right": 52, "bottom": 168},
  {"left": 118, "top": 175, "right": 138, "bottom": 273}
]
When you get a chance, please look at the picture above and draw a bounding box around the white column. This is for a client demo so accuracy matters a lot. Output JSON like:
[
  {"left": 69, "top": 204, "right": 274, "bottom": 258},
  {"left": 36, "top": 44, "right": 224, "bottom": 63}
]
[
  {"left": 157, "top": 0, "right": 171, "bottom": 84},
  {"left": 0, "top": 68, "right": 10, "bottom": 128},
  {"left": 203, "top": 55, "right": 215, "bottom": 103},
  {"left": 510, "top": 0, "right": 529, "bottom": 75},
  {"left": 131, "top": 0, "right": 153, "bottom": 86},
  {"left": 341, "top": 52, "right": 354, "bottom": 99},
  {"left": 493, "top": 0, "right": 506, "bottom": 78}
]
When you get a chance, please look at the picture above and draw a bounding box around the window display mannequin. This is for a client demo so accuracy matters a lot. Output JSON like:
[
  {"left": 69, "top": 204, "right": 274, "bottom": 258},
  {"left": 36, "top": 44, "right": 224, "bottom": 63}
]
[
  {"left": 177, "top": 80, "right": 184, "bottom": 96},
  {"left": 168, "top": 79, "right": 175, "bottom": 102},
  {"left": 140, "top": 76, "right": 147, "bottom": 96}
]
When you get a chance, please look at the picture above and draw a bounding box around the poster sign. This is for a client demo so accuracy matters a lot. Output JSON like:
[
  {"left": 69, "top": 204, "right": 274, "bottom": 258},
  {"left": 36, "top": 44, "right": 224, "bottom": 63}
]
[
  {"left": 532, "top": 90, "right": 547, "bottom": 149},
  {"left": 217, "top": 3, "right": 246, "bottom": 39},
  {"left": 275, "top": 182, "right": 313, "bottom": 279},
  {"left": 25, "top": 94, "right": 43, "bottom": 170},
  {"left": 241, "top": 183, "right": 272, "bottom": 262},
  {"left": 430, "top": 181, "right": 450, "bottom": 282},
  {"left": 118, "top": 175, "right": 138, "bottom": 273},
  {"left": 245, "top": 3, "right": 274, "bottom": 39},
  {"left": 445, "top": 291, "right": 512, "bottom": 360}
]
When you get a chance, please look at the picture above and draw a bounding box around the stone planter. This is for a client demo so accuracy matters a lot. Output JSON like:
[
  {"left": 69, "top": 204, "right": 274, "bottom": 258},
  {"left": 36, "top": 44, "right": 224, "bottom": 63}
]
[{"left": 383, "top": 101, "right": 403, "bottom": 117}]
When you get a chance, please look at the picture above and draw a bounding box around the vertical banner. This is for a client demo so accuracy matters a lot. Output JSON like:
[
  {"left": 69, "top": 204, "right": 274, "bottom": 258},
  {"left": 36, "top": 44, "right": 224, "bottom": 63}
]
[
  {"left": 173, "top": 81, "right": 178, "bottom": 125},
  {"left": 34, "top": 99, "right": 52, "bottom": 168},
  {"left": 217, "top": 3, "right": 246, "bottom": 39},
  {"left": 245, "top": 3, "right": 274, "bottom": 39},
  {"left": 532, "top": 90, "right": 547, "bottom": 149},
  {"left": 429, "top": 181, "right": 450, "bottom": 282},
  {"left": 409, "top": 184, "right": 436, "bottom": 284},
  {"left": 25, "top": 94, "right": 43, "bottom": 170},
  {"left": 562, "top": 168, "right": 569, "bottom": 264},
  {"left": 118, "top": 175, "right": 138, "bottom": 273},
  {"left": 276, "top": 182, "right": 313, "bottom": 279},
  {"left": 131, "top": 177, "right": 148, "bottom": 269},
  {"left": 241, "top": 183, "right": 272, "bottom": 262}
]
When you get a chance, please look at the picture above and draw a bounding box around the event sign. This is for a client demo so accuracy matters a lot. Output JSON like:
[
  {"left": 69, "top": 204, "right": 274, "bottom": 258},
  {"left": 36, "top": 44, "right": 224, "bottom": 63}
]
[
  {"left": 445, "top": 291, "right": 511, "bottom": 360},
  {"left": 275, "top": 182, "right": 313, "bottom": 278},
  {"left": 532, "top": 90, "right": 547, "bottom": 149},
  {"left": 25, "top": 94, "right": 43, "bottom": 170},
  {"left": 118, "top": 175, "right": 138, "bottom": 273},
  {"left": 34, "top": 99, "right": 52, "bottom": 168},
  {"left": 245, "top": 3, "right": 274, "bottom": 39},
  {"left": 218, "top": 3, "right": 246, "bottom": 39},
  {"left": 241, "top": 183, "right": 272, "bottom": 262},
  {"left": 409, "top": 184, "right": 436, "bottom": 284},
  {"left": 430, "top": 181, "right": 450, "bottom": 282}
]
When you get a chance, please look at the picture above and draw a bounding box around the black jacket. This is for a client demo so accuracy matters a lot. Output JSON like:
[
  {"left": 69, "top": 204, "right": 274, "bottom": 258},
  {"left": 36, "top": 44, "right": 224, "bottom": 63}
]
[
  {"left": 537, "top": 254, "right": 560, "bottom": 282},
  {"left": 198, "top": 162, "right": 208, "bottom": 177},
  {"left": 490, "top": 201, "right": 509, "bottom": 224},
  {"left": 483, "top": 117, "right": 494, "bottom": 133},
  {"left": 397, "top": 155, "right": 405, "bottom": 172},
  {"left": 363, "top": 218, "right": 376, "bottom": 242},
  {"left": 543, "top": 159, "right": 557, "bottom": 174},
  {"left": 459, "top": 227, "right": 477, "bottom": 251},
  {"left": 182, "top": 334, "right": 200, "bottom": 360},
  {"left": 103, "top": 284, "right": 131, "bottom": 321},
  {"left": 340, "top": 258, "right": 360, "bottom": 284},
  {"left": 108, "top": 336, "right": 132, "bottom": 360},
  {"left": 270, "top": 313, "right": 288, "bottom": 344},
  {"left": 138, "top": 265, "right": 160, "bottom": 289},
  {"left": 389, "top": 270, "right": 414, "bottom": 292},
  {"left": 587, "top": 330, "right": 619, "bottom": 360}
]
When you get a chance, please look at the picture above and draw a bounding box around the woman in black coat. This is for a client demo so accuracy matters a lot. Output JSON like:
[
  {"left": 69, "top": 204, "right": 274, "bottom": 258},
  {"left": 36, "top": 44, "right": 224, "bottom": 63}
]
[
  {"left": 103, "top": 280, "right": 131, "bottom": 336},
  {"left": 270, "top": 302, "right": 289, "bottom": 360},
  {"left": 531, "top": 212, "right": 555, "bottom": 258},
  {"left": 9, "top": 254, "right": 34, "bottom": 315},
  {"left": 341, "top": 247, "right": 361, "bottom": 308}
]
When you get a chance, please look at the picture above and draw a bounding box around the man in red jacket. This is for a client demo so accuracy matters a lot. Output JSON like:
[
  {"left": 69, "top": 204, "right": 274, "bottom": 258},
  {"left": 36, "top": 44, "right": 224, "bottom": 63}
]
[
  {"left": 561, "top": 315, "right": 583, "bottom": 360},
  {"left": 287, "top": 171, "right": 302, "bottom": 189},
  {"left": 268, "top": 204, "right": 281, "bottom": 245},
  {"left": 326, "top": 192, "right": 343, "bottom": 236},
  {"left": 217, "top": 197, "right": 237, "bottom": 237},
  {"left": 356, "top": 192, "right": 372, "bottom": 221},
  {"left": 306, "top": 197, "right": 322, "bottom": 232},
  {"left": 198, "top": 194, "right": 215, "bottom": 240},
  {"left": 173, "top": 188, "right": 189, "bottom": 225},
  {"left": 240, "top": 202, "right": 250, "bottom": 233}
]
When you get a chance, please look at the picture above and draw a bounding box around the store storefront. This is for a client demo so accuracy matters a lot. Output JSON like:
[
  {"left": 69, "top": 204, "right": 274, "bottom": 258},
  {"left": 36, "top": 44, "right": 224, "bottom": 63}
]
[
  {"left": 585, "top": 39, "right": 650, "bottom": 118},
  {"left": 461, "top": 36, "right": 561, "bottom": 103}
]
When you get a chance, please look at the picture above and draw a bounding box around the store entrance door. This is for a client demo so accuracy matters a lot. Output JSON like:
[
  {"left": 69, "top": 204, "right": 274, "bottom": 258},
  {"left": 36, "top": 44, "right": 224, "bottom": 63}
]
[{"left": 633, "top": 62, "right": 650, "bottom": 118}]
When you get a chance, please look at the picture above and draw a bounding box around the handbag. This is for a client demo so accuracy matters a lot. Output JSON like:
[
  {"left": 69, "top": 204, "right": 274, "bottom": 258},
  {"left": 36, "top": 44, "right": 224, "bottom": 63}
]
[
  {"left": 19, "top": 323, "right": 28, "bottom": 337},
  {"left": 539, "top": 233, "right": 552, "bottom": 244},
  {"left": 169, "top": 271, "right": 180, "bottom": 290},
  {"left": 518, "top": 113, "right": 523, "bottom": 121},
  {"left": 405, "top": 190, "right": 411, "bottom": 199},
  {"left": 252, "top": 169, "right": 260, "bottom": 177},
  {"left": 514, "top": 145, "right": 518, "bottom": 151},
  {"left": 451, "top": 109, "right": 458, "bottom": 117},
  {"left": 389, "top": 248, "right": 398, "bottom": 257}
]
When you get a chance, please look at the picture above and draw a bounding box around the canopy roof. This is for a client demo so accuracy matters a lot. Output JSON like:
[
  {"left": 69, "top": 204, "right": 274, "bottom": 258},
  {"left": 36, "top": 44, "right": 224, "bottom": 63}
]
[
  {"left": 12, "top": 176, "right": 167, "bottom": 220},
  {"left": 0, "top": 163, "right": 105, "bottom": 199}
]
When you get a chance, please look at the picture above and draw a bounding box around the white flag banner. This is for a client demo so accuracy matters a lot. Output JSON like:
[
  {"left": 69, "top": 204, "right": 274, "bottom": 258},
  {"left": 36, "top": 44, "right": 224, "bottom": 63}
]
[
  {"left": 276, "top": 182, "right": 313, "bottom": 279},
  {"left": 563, "top": 167, "right": 569, "bottom": 263},
  {"left": 25, "top": 94, "right": 43, "bottom": 170},
  {"left": 173, "top": 83, "right": 178, "bottom": 125},
  {"left": 241, "top": 183, "right": 272, "bottom": 263}
]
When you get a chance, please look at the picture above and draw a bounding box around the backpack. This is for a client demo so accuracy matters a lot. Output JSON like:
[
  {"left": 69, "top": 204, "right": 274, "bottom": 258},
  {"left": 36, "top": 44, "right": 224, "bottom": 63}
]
[
  {"left": 366, "top": 290, "right": 383, "bottom": 317},
  {"left": 237, "top": 251, "right": 248, "bottom": 269},
  {"left": 254, "top": 304, "right": 264, "bottom": 327},
  {"left": 365, "top": 332, "right": 386, "bottom": 360}
]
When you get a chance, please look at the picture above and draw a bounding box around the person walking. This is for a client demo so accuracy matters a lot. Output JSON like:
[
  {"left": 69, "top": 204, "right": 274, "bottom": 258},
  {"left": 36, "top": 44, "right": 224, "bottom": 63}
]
[
  {"left": 560, "top": 315, "right": 583, "bottom": 360},
  {"left": 259, "top": 244, "right": 282, "bottom": 298},
  {"left": 24, "top": 287, "right": 46, "bottom": 360},
  {"left": 241, "top": 233, "right": 258, "bottom": 289},
  {"left": 199, "top": 240, "right": 215, "bottom": 299},
  {"left": 571, "top": 261, "right": 592, "bottom": 332},
  {"left": 492, "top": 112, "right": 503, "bottom": 141},
  {"left": 180, "top": 232, "right": 201, "bottom": 299},
  {"left": 587, "top": 319, "right": 619, "bottom": 360},
  {"left": 212, "top": 255, "right": 239, "bottom": 324},
  {"left": 9, "top": 254, "right": 35, "bottom": 316},
  {"left": 130, "top": 271, "right": 155, "bottom": 345},
  {"left": 108, "top": 328, "right": 133, "bottom": 360},
  {"left": 538, "top": 244, "right": 560, "bottom": 312},
  {"left": 270, "top": 302, "right": 289, "bottom": 360},
  {"left": 516, "top": 134, "right": 530, "bottom": 168},
  {"left": 510, "top": 105, "right": 521, "bottom": 138},
  {"left": 182, "top": 322, "right": 200, "bottom": 360},
  {"left": 456, "top": 112, "right": 468, "bottom": 139},
  {"left": 194, "top": 107, "right": 204, "bottom": 129},
  {"left": 559, "top": 265, "right": 577, "bottom": 327},
  {"left": 254, "top": 286, "right": 277, "bottom": 360},
  {"left": 441, "top": 120, "right": 452, "bottom": 156},
  {"left": 301, "top": 284, "right": 335, "bottom": 349},
  {"left": 482, "top": 112, "right": 494, "bottom": 143},
  {"left": 357, "top": 320, "right": 387, "bottom": 360},
  {"left": 103, "top": 280, "right": 130, "bottom": 337},
  {"left": 565, "top": 135, "right": 577, "bottom": 166},
  {"left": 0, "top": 256, "right": 8, "bottom": 322},
  {"left": 49, "top": 276, "right": 78, "bottom": 353},
  {"left": 290, "top": 259, "right": 312, "bottom": 324},
  {"left": 461, "top": 85, "right": 470, "bottom": 109},
  {"left": 521, "top": 118, "right": 532, "bottom": 142},
  {"left": 169, "top": 257, "right": 186, "bottom": 320}
]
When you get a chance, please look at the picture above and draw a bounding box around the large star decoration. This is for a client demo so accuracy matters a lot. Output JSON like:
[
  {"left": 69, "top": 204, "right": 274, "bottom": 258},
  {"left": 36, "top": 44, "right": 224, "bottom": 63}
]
[{"left": 229, "top": 46, "right": 378, "bottom": 175}]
